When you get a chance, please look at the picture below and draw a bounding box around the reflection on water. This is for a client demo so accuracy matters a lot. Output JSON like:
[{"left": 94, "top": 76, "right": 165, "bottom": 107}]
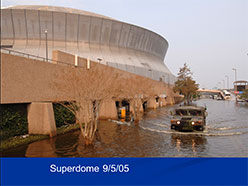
[
  {"left": 171, "top": 134, "right": 207, "bottom": 157},
  {"left": 26, "top": 139, "right": 57, "bottom": 157},
  {"left": 2, "top": 99, "right": 248, "bottom": 157}
]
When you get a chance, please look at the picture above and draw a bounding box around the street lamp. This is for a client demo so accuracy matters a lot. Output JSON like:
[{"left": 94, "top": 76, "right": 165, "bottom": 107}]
[
  {"left": 218, "top": 82, "right": 221, "bottom": 89},
  {"left": 44, "top": 29, "right": 48, "bottom": 62},
  {"left": 217, "top": 82, "right": 221, "bottom": 89},
  {"left": 97, "top": 57, "right": 103, "bottom": 63},
  {"left": 225, "top": 75, "right": 229, "bottom": 90},
  {"left": 167, "top": 74, "right": 170, "bottom": 87},
  {"left": 232, "top": 68, "right": 237, "bottom": 82},
  {"left": 162, "top": 75, "right": 165, "bottom": 82},
  {"left": 148, "top": 69, "right": 152, "bottom": 79},
  {"left": 222, "top": 79, "right": 225, "bottom": 90}
]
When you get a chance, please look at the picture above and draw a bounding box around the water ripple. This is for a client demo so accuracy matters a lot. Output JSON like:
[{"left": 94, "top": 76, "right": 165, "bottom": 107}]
[{"left": 140, "top": 126, "right": 248, "bottom": 137}]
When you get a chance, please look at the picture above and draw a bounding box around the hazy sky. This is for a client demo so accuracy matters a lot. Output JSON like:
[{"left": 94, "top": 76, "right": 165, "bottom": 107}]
[{"left": 2, "top": 0, "right": 248, "bottom": 89}]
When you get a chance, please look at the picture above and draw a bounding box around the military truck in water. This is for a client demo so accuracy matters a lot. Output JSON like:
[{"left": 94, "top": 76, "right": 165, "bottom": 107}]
[{"left": 170, "top": 106, "right": 207, "bottom": 131}]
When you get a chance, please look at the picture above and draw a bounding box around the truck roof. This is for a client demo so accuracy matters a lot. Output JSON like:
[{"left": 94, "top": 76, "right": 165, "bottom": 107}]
[{"left": 176, "top": 106, "right": 206, "bottom": 111}]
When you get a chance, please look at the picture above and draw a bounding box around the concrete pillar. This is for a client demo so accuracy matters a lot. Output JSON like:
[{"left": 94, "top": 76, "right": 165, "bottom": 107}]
[
  {"left": 159, "top": 97, "right": 166, "bottom": 107},
  {"left": 28, "top": 102, "right": 57, "bottom": 137},
  {"left": 99, "top": 99, "right": 118, "bottom": 120},
  {"left": 165, "top": 96, "right": 175, "bottom": 105},
  {"left": 129, "top": 99, "right": 144, "bottom": 113},
  {"left": 147, "top": 98, "right": 158, "bottom": 109}
]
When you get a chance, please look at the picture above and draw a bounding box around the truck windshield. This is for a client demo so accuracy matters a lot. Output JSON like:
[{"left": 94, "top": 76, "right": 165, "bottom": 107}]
[
  {"left": 189, "top": 110, "right": 202, "bottom": 116},
  {"left": 175, "top": 109, "right": 202, "bottom": 116},
  {"left": 175, "top": 109, "right": 187, "bottom": 116}
]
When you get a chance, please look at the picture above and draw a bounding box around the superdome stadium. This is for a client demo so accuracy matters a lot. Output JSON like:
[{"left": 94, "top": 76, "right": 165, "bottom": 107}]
[{"left": 1, "top": 5, "right": 176, "bottom": 84}]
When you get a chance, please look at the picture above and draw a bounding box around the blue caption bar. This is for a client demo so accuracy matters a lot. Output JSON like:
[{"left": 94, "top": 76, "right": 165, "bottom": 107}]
[{"left": 1, "top": 158, "right": 247, "bottom": 185}]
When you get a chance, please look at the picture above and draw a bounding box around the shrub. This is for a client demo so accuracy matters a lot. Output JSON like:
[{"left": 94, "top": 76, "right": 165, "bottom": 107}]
[
  {"left": 53, "top": 103, "right": 75, "bottom": 127},
  {"left": 0, "top": 104, "right": 28, "bottom": 140},
  {"left": 0, "top": 103, "right": 75, "bottom": 141}
]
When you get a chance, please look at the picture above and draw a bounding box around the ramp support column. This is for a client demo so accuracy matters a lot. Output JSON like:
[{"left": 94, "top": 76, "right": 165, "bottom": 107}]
[
  {"left": 147, "top": 98, "right": 158, "bottom": 109},
  {"left": 99, "top": 99, "right": 118, "bottom": 120},
  {"left": 28, "top": 102, "right": 57, "bottom": 137}
]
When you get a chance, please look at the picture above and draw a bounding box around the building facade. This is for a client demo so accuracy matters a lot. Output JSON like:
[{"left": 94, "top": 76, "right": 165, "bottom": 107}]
[{"left": 1, "top": 5, "right": 176, "bottom": 84}]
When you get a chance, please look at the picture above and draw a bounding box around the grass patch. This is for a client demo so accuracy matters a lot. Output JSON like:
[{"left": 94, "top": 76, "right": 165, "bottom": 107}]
[
  {"left": 0, "top": 134, "right": 48, "bottom": 151},
  {"left": 57, "top": 123, "right": 80, "bottom": 135},
  {"left": 0, "top": 124, "right": 80, "bottom": 151}
]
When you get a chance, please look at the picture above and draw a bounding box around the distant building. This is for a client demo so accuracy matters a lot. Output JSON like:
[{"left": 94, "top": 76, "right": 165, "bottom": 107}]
[
  {"left": 1, "top": 5, "right": 176, "bottom": 84},
  {"left": 233, "top": 80, "right": 248, "bottom": 94}
]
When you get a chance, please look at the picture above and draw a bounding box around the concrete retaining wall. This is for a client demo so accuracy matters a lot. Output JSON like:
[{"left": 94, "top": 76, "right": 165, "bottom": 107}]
[
  {"left": 0, "top": 50, "right": 178, "bottom": 135},
  {"left": 1, "top": 51, "right": 177, "bottom": 105}
]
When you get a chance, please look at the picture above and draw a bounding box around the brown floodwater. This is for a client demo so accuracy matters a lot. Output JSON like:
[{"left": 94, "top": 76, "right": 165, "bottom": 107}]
[{"left": 2, "top": 99, "right": 248, "bottom": 157}]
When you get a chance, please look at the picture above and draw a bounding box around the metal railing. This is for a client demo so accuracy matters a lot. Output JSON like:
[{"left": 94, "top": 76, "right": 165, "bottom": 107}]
[
  {"left": 106, "top": 61, "right": 176, "bottom": 84},
  {"left": 1, "top": 48, "right": 176, "bottom": 84},
  {"left": 0, "top": 48, "right": 72, "bottom": 66}
]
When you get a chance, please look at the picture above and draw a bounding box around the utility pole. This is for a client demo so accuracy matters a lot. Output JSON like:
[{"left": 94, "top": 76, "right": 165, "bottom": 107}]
[
  {"left": 148, "top": 69, "right": 152, "bottom": 79},
  {"left": 225, "top": 75, "right": 229, "bottom": 90},
  {"left": 167, "top": 74, "right": 170, "bottom": 87},
  {"left": 232, "top": 68, "right": 237, "bottom": 82},
  {"left": 218, "top": 82, "right": 221, "bottom": 89}
]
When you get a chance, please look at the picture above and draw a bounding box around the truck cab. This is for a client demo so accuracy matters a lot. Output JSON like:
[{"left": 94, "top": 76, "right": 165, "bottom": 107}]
[{"left": 170, "top": 106, "right": 207, "bottom": 131}]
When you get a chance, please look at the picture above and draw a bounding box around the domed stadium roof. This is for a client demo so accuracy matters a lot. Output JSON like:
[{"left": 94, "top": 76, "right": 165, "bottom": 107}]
[
  {"left": 1, "top": 5, "right": 176, "bottom": 83},
  {"left": 4, "top": 5, "right": 115, "bottom": 20}
]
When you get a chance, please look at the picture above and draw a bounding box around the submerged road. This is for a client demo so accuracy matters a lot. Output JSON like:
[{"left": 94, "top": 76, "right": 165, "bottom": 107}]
[{"left": 3, "top": 99, "right": 248, "bottom": 157}]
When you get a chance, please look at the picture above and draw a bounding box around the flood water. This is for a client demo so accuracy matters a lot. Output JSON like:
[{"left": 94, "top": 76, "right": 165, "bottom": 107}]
[{"left": 2, "top": 99, "right": 248, "bottom": 157}]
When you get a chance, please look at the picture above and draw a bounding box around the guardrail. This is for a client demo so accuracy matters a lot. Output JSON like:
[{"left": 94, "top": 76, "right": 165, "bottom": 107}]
[
  {"left": 1, "top": 48, "right": 176, "bottom": 84},
  {"left": 0, "top": 48, "right": 71, "bottom": 66},
  {"left": 106, "top": 61, "right": 176, "bottom": 84}
]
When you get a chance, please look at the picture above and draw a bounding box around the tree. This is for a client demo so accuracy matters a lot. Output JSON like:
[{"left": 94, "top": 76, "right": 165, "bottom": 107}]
[
  {"left": 173, "top": 63, "right": 199, "bottom": 105},
  {"left": 54, "top": 64, "right": 120, "bottom": 145},
  {"left": 240, "top": 89, "right": 248, "bottom": 100},
  {"left": 118, "top": 76, "right": 156, "bottom": 123}
]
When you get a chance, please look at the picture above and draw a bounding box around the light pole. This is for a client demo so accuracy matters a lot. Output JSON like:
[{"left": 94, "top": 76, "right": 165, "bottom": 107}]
[
  {"left": 225, "top": 75, "right": 229, "bottom": 90},
  {"left": 218, "top": 82, "right": 221, "bottom": 89},
  {"left": 148, "top": 69, "right": 152, "bottom": 79},
  {"left": 162, "top": 75, "right": 165, "bottom": 82},
  {"left": 232, "top": 68, "right": 237, "bottom": 82},
  {"left": 167, "top": 74, "right": 170, "bottom": 87},
  {"left": 44, "top": 29, "right": 48, "bottom": 62},
  {"left": 222, "top": 79, "right": 225, "bottom": 90},
  {"left": 162, "top": 75, "right": 166, "bottom": 87},
  {"left": 97, "top": 57, "right": 103, "bottom": 63}
]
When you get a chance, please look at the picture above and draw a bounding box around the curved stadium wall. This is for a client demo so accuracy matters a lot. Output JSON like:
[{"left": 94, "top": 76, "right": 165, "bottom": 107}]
[{"left": 1, "top": 5, "right": 176, "bottom": 84}]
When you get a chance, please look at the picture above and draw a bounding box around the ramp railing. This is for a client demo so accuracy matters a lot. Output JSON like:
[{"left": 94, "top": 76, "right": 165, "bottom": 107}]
[{"left": 1, "top": 48, "right": 176, "bottom": 84}]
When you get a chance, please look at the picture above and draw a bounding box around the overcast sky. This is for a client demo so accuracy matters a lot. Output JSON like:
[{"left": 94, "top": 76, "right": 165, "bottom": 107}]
[{"left": 2, "top": 0, "right": 248, "bottom": 89}]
